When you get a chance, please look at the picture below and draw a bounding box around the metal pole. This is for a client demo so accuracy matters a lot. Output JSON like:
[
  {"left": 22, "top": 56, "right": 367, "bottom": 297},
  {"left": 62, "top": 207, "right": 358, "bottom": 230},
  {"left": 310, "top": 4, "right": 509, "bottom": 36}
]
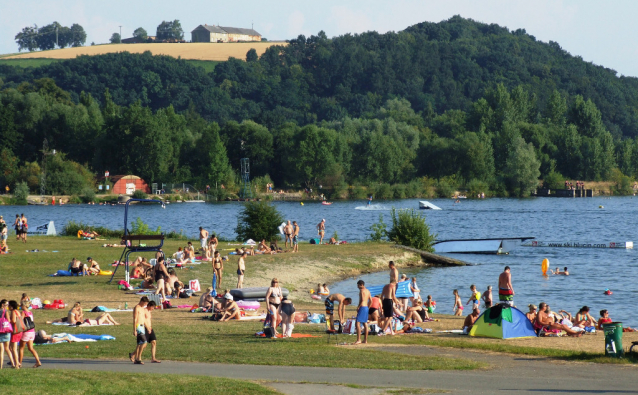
[
  {"left": 55, "top": 26, "right": 58, "bottom": 47},
  {"left": 119, "top": 26, "right": 122, "bottom": 40}
]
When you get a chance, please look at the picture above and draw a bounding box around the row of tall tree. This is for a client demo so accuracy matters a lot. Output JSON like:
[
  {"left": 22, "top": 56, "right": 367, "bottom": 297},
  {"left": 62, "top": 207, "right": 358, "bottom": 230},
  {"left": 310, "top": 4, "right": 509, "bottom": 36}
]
[
  {"left": 0, "top": 77, "right": 636, "bottom": 196},
  {"left": 110, "top": 20, "right": 184, "bottom": 44},
  {"left": 15, "top": 22, "right": 86, "bottom": 51}
]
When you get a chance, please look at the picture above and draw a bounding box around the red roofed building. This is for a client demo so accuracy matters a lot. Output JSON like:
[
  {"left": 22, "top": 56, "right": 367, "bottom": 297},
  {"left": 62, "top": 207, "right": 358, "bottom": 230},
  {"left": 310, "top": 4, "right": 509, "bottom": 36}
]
[{"left": 107, "top": 175, "right": 151, "bottom": 195}]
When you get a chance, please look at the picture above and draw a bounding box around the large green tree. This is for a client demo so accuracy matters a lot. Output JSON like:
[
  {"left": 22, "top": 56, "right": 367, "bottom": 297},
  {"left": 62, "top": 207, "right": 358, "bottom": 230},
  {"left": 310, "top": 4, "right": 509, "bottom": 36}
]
[
  {"left": 156, "top": 20, "right": 184, "bottom": 40},
  {"left": 504, "top": 136, "right": 541, "bottom": 197}
]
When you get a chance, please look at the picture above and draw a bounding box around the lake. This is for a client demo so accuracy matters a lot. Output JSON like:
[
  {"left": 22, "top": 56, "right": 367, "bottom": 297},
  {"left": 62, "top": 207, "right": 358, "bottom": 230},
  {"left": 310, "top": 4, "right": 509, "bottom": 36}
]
[{"left": 3, "top": 196, "right": 637, "bottom": 327}]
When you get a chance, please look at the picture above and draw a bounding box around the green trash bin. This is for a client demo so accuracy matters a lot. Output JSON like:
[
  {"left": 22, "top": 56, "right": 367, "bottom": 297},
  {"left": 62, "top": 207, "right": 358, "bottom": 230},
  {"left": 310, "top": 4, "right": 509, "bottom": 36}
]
[{"left": 602, "top": 322, "right": 624, "bottom": 357}]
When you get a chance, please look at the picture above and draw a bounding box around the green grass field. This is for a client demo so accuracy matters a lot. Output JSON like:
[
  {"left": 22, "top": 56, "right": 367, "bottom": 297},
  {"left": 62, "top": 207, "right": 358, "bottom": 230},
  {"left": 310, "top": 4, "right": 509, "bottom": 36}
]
[
  {"left": 0, "top": 58, "right": 63, "bottom": 68},
  {"left": 0, "top": 370, "right": 280, "bottom": 395},
  {"left": 184, "top": 59, "right": 219, "bottom": 73}
]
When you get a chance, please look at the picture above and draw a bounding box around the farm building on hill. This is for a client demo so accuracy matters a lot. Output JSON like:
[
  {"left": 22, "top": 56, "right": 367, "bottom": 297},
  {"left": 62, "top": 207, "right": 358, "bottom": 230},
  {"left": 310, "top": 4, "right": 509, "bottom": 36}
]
[
  {"left": 107, "top": 175, "right": 151, "bottom": 195},
  {"left": 191, "top": 24, "right": 261, "bottom": 43}
]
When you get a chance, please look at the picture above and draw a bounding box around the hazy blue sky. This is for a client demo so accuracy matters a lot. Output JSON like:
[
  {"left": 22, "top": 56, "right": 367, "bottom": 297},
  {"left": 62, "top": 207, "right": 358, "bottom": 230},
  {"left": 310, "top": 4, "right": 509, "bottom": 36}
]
[{"left": 2, "top": 0, "right": 638, "bottom": 76}]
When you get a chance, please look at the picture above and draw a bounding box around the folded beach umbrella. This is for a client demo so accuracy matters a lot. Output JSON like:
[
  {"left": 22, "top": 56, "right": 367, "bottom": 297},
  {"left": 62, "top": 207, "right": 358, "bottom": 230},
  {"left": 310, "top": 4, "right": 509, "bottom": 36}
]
[{"left": 469, "top": 304, "right": 537, "bottom": 339}]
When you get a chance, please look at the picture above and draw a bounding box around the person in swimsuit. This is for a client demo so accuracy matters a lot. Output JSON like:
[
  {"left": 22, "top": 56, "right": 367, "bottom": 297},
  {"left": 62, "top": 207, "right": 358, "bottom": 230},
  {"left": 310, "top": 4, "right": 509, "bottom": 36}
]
[
  {"left": 354, "top": 280, "right": 371, "bottom": 344},
  {"left": 144, "top": 301, "right": 160, "bottom": 362},
  {"left": 212, "top": 251, "right": 224, "bottom": 289},
  {"left": 409, "top": 277, "right": 420, "bottom": 306},
  {"left": 199, "top": 227, "right": 209, "bottom": 257},
  {"left": 526, "top": 304, "right": 537, "bottom": 323},
  {"left": 368, "top": 295, "right": 382, "bottom": 323},
  {"left": 0, "top": 299, "right": 16, "bottom": 369},
  {"left": 266, "top": 278, "right": 283, "bottom": 335},
  {"left": 283, "top": 221, "right": 293, "bottom": 249},
  {"left": 20, "top": 214, "right": 28, "bottom": 243},
  {"left": 466, "top": 284, "right": 481, "bottom": 311},
  {"left": 33, "top": 330, "right": 74, "bottom": 345},
  {"left": 209, "top": 234, "right": 218, "bottom": 257},
  {"left": 8, "top": 301, "right": 22, "bottom": 368},
  {"left": 292, "top": 221, "right": 299, "bottom": 253},
  {"left": 452, "top": 289, "right": 463, "bottom": 316},
  {"left": 153, "top": 257, "right": 170, "bottom": 300},
  {"left": 405, "top": 299, "right": 429, "bottom": 323},
  {"left": 13, "top": 215, "right": 20, "bottom": 242},
  {"left": 220, "top": 294, "right": 241, "bottom": 321},
  {"left": 237, "top": 252, "right": 246, "bottom": 288},
  {"left": 132, "top": 296, "right": 149, "bottom": 364},
  {"left": 388, "top": 261, "right": 398, "bottom": 284},
  {"left": 551, "top": 267, "right": 569, "bottom": 275},
  {"left": 67, "top": 302, "right": 84, "bottom": 325},
  {"left": 70, "top": 258, "right": 88, "bottom": 276},
  {"left": 535, "top": 303, "right": 582, "bottom": 336},
  {"left": 325, "top": 294, "right": 352, "bottom": 326},
  {"left": 481, "top": 285, "right": 493, "bottom": 308},
  {"left": 87, "top": 257, "right": 101, "bottom": 275},
  {"left": 316, "top": 219, "right": 326, "bottom": 244},
  {"left": 462, "top": 308, "right": 481, "bottom": 334},
  {"left": 381, "top": 280, "right": 400, "bottom": 335},
  {"left": 573, "top": 306, "right": 597, "bottom": 328},
  {"left": 498, "top": 266, "right": 514, "bottom": 306},
  {"left": 278, "top": 297, "right": 296, "bottom": 337}
]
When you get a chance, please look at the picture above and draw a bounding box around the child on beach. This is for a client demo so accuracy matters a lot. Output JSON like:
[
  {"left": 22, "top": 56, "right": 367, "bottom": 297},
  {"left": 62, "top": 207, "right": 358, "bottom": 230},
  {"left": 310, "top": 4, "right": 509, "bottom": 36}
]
[
  {"left": 453, "top": 290, "right": 463, "bottom": 316},
  {"left": 424, "top": 295, "right": 436, "bottom": 314},
  {"left": 466, "top": 284, "right": 481, "bottom": 311}
]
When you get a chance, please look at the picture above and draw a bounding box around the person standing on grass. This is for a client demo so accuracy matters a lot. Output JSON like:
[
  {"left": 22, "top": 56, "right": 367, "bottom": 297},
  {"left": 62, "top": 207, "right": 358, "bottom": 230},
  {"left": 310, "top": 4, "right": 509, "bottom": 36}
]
[
  {"left": 266, "top": 278, "right": 283, "bottom": 336},
  {"left": 292, "top": 221, "right": 300, "bottom": 253},
  {"left": 199, "top": 227, "right": 209, "bottom": 257},
  {"left": 20, "top": 214, "right": 27, "bottom": 243},
  {"left": 13, "top": 215, "right": 20, "bottom": 242},
  {"left": 18, "top": 300, "right": 41, "bottom": 368},
  {"left": 381, "top": 280, "right": 400, "bottom": 335},
  {"left": 237, "top": 252, "right": 246, "bottom": 288},
  {"left": 354, "top": 280, "right": 371, "bottom": 345},
  {"left": 316, "top": 219, "right": 326, "bottom": 244},
  {"left": 498, "top": 266, "right": 514, "bottom": 306},
  {"left": 212, "top": 251, "right": 224, "bottom": 289},
  {"left": 0, "top": 299, "right": 16, "bottom": 369},
  {"left": 8, "top": 301, "right": 22, "bottom": 368},
  {"left": 284, "top": 221, "right": 293, "bottom": 249},
  {"left": 153, "top": 257, "right": 170, "bottom": 300},
  {"left": 325, "top": 294, "right": 352, "bottom": 326},
  {"left": 131, "top": 296, "right": 149, "bottom": 365},
  {"left": 144, "top": 301, "right": 159, "bottom": 363}
]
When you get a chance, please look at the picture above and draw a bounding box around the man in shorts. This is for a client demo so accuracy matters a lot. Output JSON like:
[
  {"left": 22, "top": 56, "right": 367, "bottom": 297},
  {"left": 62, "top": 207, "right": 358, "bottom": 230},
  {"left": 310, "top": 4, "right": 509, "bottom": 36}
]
[
  {"left": 283, "top": 221, "right": 293, "bottom": 249},
  {"left": 381, "top": 280, "right": 399, "bottom": 335},
  {"left": 498, "top": 266, "right": 514, "bottom": 306},
  {"left": 237, "top": 252, "right": 246, "bottom": 288},
  {"left": 354, "top": 280, "right": 371, "bottom": 344},
  {"left": 145, "top": 301, "right": 160, "bottom": 363},
  {"left": 316, "top": 219, "right": 326, "bottom": 244},
  {"left": 292, "top": 221, "right": 300, "bottom": 253},
  {"left": 199, "top": 227, "right": 209, "bottom": 251},
  {"left": 131, "top": 296, "right": 149, "bottom": 365},
  {"left": 324, "top": 293, "right": 351, "bottom": 326}
]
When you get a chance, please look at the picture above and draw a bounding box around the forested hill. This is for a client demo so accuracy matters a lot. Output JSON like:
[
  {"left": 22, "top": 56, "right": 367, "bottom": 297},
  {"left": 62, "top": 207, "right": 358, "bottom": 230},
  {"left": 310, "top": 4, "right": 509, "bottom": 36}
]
[
  {"left": 2, "top": 16, "right": 638, "bottom": 198},
  {"left": 2, "top": 15, "right": 638, "bottom": 138}
]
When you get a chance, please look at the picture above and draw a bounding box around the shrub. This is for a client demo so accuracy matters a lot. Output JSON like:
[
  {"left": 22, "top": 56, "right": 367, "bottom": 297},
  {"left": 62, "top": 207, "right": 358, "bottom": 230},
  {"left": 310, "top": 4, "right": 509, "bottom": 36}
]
[
  {"left": 369, "top": 214, "right": 388, "bottom": 241},
  {"left": 375, "top": 183, "right": 393, "bottom": 200},
  {"left": 435, "top": 179, "right": 455, "bottom": 198},
  {"left": 349, "top": 185, "right": 368, "bottom": 200},
  {"left": 543, "top": 170, "right": 565, "bottom": 190},
  {"left": 235, "top": 201, "right": 284, "bottom": 242},
  {"left": 466, "top": 179, "right": 490, "bottom": 197},
  {"left": 405, "top": 180, "right": 421, "bottom": 198},
  {"left": 12, "top": 181, "right": 29, "bottom": 205},
  {"left": 393, "top": 184, "right": 406, "bottom": 199},
  {"left": 387, "top": 208, "right": 437, "bottom": 251},
  {"left": 80, "top": 187, "right": 96, "bottom": 203},
  {"left": 132, "top": 190, "right": 148, "bottom": 199},
  {"left": 131, "top": 217, "right": 161, "bottom": 235},
  {"left": 67, "top": 195, "right": 82, "bottom": 204}
]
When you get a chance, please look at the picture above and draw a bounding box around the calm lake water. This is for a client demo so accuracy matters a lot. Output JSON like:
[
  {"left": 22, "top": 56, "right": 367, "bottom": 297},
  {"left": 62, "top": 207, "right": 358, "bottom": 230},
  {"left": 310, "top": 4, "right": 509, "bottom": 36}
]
[{"left": 3, "top": 196, "right": 637, "bottom": 326}]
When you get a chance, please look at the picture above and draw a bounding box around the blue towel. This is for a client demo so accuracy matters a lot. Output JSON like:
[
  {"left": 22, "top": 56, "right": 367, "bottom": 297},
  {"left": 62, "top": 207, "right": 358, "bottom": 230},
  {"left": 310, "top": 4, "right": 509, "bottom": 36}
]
[
  {"left": 366, "top": 281, "right": 414, "bottom": 298},
  {"left": 73, "top": 334, "right": 116, "bottom": 341}
]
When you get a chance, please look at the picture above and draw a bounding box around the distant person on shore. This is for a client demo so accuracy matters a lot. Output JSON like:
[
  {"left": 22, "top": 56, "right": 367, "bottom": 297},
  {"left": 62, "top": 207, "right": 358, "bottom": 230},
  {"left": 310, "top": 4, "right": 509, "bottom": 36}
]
[
  {"left": 266, "top": 278, "right": 283, "bottom": 336},
  {"left": 13, "top": 215, "right": 20, "bottom": 242},
  {"left": 535, "top": 303, "right": 582, "bottom": 336},
  {"left": 153, "top": 257, "right": 170, "bottom": 300},
  {"left": 398, "top": 274, "right": 409, "bottom": 311},
  {"left": 0, "top": 216, "right": 8, "bottom": 251},
  {"left": 481, "top": 285, "right": 492, "bottom": 308},
  {"left": 409, "top": 277, "right": 420, "bottom": 305},
  {"left": 368, "top": 195, "right": 373, "bottom": 206},
  {"left": 199, "top": 227, "right": 209, "bottom": 259},
  {"left": 284, "top": 221, "right": 293, "bottom": 249},
  {"left": 237, "top": 252, "right": 246, "bottom": 288},
  {"left": 316, "top": 219, "right": 326, "bottom": 244},
  {"left": 462, "top": 308, "right": 481, "bottom": 334},
  {"left": 20, "top": 214, "right": 28, "bottom": 243},
  {"left": 325, "top": 294, "right": 352, "bottom": 326},
  {"left": 388, "top": 261, "right": 398, "bottom": 284},
  {"left": 353, "top": 280, "right": 371, "bottom": 345},
  {"left": 212, "top": 251, "right": 224, "bottom": 289},
  {"left": 551, "top": 267, "right": 569, "bottom": 275},
  {"left": 498, "top": 266, "right": 514, "bottom": 306},
  {"left": 453, "top": 289, "right": 463, "bottom": 316},
  {"left": 292, "top": 221, "right": 300, "bottom": 253},
  {"left": 87, "top": 257, "right": 101, "bottom": 275}
]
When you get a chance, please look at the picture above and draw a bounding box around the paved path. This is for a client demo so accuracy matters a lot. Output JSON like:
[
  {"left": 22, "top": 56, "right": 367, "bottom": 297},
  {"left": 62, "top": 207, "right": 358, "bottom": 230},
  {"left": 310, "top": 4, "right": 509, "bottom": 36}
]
[{"left": 24, "top": 346, "right": 638, "bottom": 394}]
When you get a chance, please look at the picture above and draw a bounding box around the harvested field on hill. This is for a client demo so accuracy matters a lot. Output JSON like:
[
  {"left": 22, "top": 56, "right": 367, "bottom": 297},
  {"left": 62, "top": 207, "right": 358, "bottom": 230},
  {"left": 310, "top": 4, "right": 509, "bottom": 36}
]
[{"left": 3, "top": 42, "right": 285, "bottom": 61}]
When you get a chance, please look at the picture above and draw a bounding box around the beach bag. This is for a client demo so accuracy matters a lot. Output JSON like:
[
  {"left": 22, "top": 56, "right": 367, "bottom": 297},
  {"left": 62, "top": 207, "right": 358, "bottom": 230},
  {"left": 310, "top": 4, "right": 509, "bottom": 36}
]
[
  {"left": 0, "top": 310, "right": 12, "bottom": 334},
  {"left": 343, "top": 318, "right": 356, "bottom": 334},
  {"left": 189, "top": 279, "right": 201, "bottom": 292},
  {"left": 162, "top": 300, "right": 172, "bottom": 309},
  {"left": 369, "top": 323, "right": 380, "bottom": 335},
  {"left": 31, "top": 298, "right": 42, "bottom": 309},
  {"left": 23, "top": 314, "right": 35, "bottom": 331},
  {"left": 12, "top": 314, "right": 25, "bottom": 334}
]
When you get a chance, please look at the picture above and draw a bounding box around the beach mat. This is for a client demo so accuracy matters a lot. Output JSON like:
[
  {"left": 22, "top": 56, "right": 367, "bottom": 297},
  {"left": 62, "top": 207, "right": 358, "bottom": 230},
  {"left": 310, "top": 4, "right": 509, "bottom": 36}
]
[{"left": 366, "top": 281, "right": 414, "bottom": 298}]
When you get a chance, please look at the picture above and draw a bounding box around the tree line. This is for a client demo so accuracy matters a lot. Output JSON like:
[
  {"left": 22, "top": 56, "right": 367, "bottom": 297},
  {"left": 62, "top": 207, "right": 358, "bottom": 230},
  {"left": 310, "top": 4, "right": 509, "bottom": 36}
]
[{"left": 15, "top": 22, "right": 86, "bottom": 51}]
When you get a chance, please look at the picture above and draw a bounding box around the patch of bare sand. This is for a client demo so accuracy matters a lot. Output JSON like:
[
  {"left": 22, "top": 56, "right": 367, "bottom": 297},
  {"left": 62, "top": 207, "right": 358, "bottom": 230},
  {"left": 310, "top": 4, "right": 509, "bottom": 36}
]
[{"left": 242, "top": 251, "right": 420, "bottom": 302}]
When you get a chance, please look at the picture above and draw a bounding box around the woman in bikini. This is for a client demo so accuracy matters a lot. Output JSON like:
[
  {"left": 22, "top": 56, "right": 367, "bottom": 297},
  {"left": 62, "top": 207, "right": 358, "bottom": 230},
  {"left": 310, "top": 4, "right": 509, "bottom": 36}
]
[
  {"left": 573, "top": 306, "right": 597, "bottom": 328},
  {"left": 278, "top": 297, "right": 296, "bottom": 338},
  {"left": 405, "top": 299, "right": 429, "bottom": 323},
  {"left": 212, "top": 251, "right": 223, "bottom": 289},
  {"left": 265, "top": 278, "right": 283, "bottom": 337},
  {"left": 453, "top": 289, "right": 463, "bottom": 316},
  {"left": 526, "top": 304, "right": 537, "bottom": 323},
  {"left": 153, "top": 257, "right": 170, "bottom": 300}
]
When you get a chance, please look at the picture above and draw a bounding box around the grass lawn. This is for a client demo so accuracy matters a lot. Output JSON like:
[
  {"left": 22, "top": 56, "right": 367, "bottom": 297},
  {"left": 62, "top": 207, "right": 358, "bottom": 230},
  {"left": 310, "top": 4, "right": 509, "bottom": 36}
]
[
  {"left": 184, "top": 59, "right": 219, "bottom": 73},
  {"left": 0, "top": 370, "right": 280, "bottom": 395},
  {"left": 0, "top": 236, "right": 479, "bottom": 371}
]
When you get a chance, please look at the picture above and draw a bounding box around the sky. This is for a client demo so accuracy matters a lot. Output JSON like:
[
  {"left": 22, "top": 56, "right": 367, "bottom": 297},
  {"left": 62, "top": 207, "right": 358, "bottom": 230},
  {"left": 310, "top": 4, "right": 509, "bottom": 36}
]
[{"left": 2, "top": 0, "right": 638, "bottom": 76}]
